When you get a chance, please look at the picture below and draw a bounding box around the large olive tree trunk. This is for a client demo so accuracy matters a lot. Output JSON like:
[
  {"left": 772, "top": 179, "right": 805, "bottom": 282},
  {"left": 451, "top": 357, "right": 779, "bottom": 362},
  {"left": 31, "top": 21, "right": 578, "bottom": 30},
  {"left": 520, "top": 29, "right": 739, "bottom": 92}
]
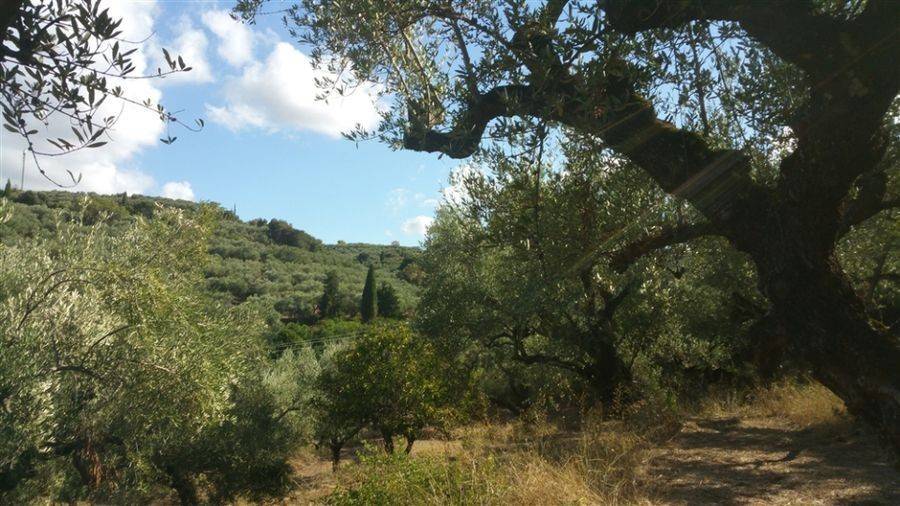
[
  {"left": 394, "top": 0, "right": 900, "bottom": 450},
  {"left": 754, "top": 250, "right": 900, "bottom": 449}
]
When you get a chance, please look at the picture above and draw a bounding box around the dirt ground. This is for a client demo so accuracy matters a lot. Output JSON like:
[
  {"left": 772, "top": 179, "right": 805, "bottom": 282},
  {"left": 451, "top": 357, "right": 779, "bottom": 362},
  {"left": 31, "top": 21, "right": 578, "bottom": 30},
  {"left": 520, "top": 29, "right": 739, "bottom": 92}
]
[
  {"left": 274, "top": 415, "right": 899, "bottom": 505},
  {"left": 642, "top": 416, "right": 900, "bottom": 505}
]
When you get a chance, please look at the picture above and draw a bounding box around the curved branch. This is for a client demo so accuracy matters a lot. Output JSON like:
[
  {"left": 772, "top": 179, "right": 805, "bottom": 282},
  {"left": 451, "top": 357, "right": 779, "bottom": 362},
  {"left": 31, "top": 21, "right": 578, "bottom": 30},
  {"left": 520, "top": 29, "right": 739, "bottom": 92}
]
[
  {"left": 601, "top": 0, "right": 853, "bottom": 78},
  {"left": 839, "top": 169, "right": 898, "bottom": 236},
  {"left": 404, "top": 84, "right": 537, "bottom": 158},
  {"left": 605, "top": 222, "right": 719, "bottom": 272}
]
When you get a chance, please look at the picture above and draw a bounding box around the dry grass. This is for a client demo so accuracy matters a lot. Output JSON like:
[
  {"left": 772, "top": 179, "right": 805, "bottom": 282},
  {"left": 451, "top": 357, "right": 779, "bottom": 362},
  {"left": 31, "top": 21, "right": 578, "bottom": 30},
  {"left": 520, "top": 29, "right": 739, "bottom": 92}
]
[
  {"left": 499, "top": 421, "right": 649, "bottom": 505},
  {"left": 318, "top": 417, "right": 653, "bottom": 505},
  {"left": 700, "top": 378, "right": 850, "bottom": 430},
  {"left": 457, "top": 420, "right": 648, "bottom": 504},
  {"left": 267, "top": 380, "right": 886, "bottom": 505}
]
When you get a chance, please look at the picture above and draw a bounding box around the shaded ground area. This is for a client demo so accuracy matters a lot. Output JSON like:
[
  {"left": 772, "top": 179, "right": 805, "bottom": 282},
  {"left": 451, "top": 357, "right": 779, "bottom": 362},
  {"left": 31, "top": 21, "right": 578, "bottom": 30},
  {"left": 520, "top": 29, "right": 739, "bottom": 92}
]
[
  {"left": 643, "top": 416, "right": 900, "bottom": 505},
  {"left": 273, "top": 414, "right": 900, "bottom": 505}
]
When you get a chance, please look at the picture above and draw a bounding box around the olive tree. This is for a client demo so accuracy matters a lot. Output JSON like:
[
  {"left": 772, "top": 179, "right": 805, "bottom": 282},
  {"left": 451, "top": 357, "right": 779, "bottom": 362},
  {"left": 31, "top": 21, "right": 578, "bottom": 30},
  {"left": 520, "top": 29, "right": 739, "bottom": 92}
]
[
  {"left": 418, "top": 140, "right": 759, "bottom": 407},
  {"left": 0, "top": 204, "right": 293, "bottom": 503},
  {"left": 1, "top": 0, "right": 197, "bottom": 185},
  {"left": 237, "top": 0, "right": 900, "bottom": 449},
  {"left": 315, "top": 322, "right": 458, "bottom": 467}
]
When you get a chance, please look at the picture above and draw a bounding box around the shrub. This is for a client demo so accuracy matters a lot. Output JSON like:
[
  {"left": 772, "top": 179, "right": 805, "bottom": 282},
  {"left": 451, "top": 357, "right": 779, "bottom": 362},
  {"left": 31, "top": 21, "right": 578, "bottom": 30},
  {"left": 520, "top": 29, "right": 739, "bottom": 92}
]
[
  {"left": 267, "top": 219, "right": 321, "bottom": 250},
  {"left": 376, "top": 282, "right": 401, "bottom": 318},
  {"left": 0, "top": 206, "right": 297, "bottom": 503},
  {"left": 327, "top": 449, "right": 507, "bottom": 505}
]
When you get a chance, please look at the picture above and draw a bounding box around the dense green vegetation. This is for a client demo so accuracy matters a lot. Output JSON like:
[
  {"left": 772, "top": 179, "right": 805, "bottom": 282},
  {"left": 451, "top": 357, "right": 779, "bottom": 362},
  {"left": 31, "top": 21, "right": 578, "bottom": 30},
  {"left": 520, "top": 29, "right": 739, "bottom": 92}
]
[
  {"left": 2, "top": 0, "right": 899, "bottom": 503},
  {"left": 0, "top": 195, "right": 450, "bottom": 503},
  {"left": 251, "top": 0, "right": 900, "bottom": 450},
  {"left": 0, "top": 189, "right": 423, "bottom": 322},
  {"left": 0, "top": 205, "right": 293, "bottom": 503}
]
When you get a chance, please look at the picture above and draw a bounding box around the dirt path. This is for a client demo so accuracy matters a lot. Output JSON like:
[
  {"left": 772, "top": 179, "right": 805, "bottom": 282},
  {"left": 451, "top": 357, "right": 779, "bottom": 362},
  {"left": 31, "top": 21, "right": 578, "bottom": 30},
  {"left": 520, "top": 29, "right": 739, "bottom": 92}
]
[
  {"left": 275, "top": 415, "right": 900, "bottom": 505},
  {"left": 643, "top": 416, "right": 900, "bottom": 505}
]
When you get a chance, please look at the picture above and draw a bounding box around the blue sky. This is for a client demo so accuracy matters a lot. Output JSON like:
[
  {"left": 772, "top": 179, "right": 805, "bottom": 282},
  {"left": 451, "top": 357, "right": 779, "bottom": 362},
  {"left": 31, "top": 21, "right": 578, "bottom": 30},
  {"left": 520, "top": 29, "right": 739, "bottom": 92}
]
[{"left": 0, "top": 0, "right": 459, "bottom": 246}]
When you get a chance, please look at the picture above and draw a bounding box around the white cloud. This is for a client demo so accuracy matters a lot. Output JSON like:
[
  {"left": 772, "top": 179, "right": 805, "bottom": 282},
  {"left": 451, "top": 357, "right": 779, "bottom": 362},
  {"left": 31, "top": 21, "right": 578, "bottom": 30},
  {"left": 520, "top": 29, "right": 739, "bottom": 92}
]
[
  {"left": 202, "top": 10, "right": 254, "bottom": 67},
  {"left": 206, "top": 42, "right": 382, "bottom": 137},
  {"left": 151, "top": 17, "right": 213, "bottom": 85},
  {"left": 0, "top": 0, "right": 169, "bottom": 195},
  {"left": 401, "top": 215, "right": 434, "bottom": 237},
  {"left": 206, "top": 102, "right": 267, "bottom": 131},
  {"left": 161, "top": 181, "right": 196, "bottom": 201},
  {"left": 387, "top": 188, "right": 439, "bottom": 213}
]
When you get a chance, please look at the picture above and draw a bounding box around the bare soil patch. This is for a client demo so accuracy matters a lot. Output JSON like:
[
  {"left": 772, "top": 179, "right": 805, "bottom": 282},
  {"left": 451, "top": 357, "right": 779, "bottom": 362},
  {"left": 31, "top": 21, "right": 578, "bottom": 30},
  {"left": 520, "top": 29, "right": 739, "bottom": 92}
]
[{"left": 643, "top": 416, "right": 900, "bottom": 505}]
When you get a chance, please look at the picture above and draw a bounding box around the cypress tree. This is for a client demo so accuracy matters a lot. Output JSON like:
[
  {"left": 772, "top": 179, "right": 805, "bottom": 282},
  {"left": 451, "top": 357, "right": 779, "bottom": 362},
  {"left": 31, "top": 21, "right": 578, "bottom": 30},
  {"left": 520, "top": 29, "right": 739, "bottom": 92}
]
[
  {"left": 360, "top": 264, "right": 377, "bottom": 322},
  {"left": 2, "top": 179, "right": 11, "bottom": 197}
]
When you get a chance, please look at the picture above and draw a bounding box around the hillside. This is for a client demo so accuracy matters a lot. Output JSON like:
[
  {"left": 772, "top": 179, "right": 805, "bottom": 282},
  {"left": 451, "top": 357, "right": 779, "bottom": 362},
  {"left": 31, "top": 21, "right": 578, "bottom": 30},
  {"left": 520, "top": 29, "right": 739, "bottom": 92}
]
[{"left": 0, "top": 189, "right": 424, "bottom": 319}]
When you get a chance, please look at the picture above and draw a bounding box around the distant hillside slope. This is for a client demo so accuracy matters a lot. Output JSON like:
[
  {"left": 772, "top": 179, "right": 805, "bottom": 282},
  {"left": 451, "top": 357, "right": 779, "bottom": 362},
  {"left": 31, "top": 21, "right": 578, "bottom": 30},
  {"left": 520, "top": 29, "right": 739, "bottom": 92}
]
[{"left": 0, "top": 189, "right": 424, "bottom": 319}]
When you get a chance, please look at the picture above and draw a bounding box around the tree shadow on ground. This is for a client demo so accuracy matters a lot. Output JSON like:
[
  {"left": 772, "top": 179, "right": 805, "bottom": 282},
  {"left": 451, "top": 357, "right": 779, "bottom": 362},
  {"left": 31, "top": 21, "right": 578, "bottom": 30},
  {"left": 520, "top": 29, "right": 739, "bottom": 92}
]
[{"left": 646, "top": 417, "right": 900, "bottom": 505}]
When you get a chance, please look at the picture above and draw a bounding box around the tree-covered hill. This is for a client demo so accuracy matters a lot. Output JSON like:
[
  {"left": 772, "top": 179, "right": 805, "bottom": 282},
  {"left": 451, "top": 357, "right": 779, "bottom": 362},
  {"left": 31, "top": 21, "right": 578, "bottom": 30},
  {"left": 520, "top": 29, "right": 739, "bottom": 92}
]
[{"left": 0, "top": 188, "right": 423, "bottom": 320}]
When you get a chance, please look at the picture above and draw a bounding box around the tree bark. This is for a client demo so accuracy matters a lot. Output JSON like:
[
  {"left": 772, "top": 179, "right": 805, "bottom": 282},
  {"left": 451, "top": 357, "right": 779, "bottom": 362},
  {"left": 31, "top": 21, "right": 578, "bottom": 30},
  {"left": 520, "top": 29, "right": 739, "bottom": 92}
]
[
  {"left": 330, "top": 441, "right": 343, "bottom": 472},
  {"left": 0, "top": 0, "right": 23, "bottom": 46},
  {"left": 585, "top": 338, "right": 632, "bottom": 406},
  {"left": 165, "top": 465, "right": 199, "bottom": 506},
  {"left": 755, "top": 251, "right": 900, "bottom": 449},
  {"left": 380, "top": 429, "right": 394, "bottom": 454}
]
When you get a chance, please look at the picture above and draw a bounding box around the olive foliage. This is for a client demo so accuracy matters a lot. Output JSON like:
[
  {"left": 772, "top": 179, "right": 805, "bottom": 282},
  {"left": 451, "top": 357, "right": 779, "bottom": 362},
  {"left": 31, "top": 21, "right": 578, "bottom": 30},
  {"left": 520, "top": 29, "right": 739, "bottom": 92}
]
[
  {"left": 418, "top": 140, "right": 760, "bottom": 410},
  {"left": 0, "top": 203, "right": 303, "bottom": 503}
]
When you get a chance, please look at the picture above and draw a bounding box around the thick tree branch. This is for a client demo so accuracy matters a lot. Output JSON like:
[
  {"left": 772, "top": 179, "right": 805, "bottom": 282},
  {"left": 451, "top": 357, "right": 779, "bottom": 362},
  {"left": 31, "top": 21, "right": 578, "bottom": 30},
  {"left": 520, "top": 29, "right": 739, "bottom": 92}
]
[
  {"left": 407, "top": 1, "right": 896, "bottom": 258},
  {"left": 601, "top": 0, "right": 851, "bottom": 78},
  {"left": 598, "top": 279, "right": 635, "bottom": 321},
  {"left": 511, "top": 342, "right": 589, "bottom": 377},
  {"left": 604, "top": 222, "right": 718, "bottom": 272},
  {"left": 600, "top": 0, "right": 900, "bottom": 248},
  {"left": 404, "top": 69, "right": 763, "bottom": 232},
  {"left": 404, "top": 84, "right": 537, "bottom": 157},
  {"left": 540, "top": 0, "right": 569, "bottom": 26},
  {"left": 839, "top": 169, "right": 898, "bottom": 236},
  {"left": 0, "top": 0, "right": 24, "bottom": 47}
]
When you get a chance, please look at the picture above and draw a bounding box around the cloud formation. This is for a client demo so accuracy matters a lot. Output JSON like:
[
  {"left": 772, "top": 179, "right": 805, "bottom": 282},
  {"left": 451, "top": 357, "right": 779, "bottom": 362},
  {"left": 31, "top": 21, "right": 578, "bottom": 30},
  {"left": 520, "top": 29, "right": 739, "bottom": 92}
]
[
  {"left": 161, "top": 181, "right": 196, "bottom": 201},
  {"left": 386, "top": 188, "right": 439, "bottom": 214},
  {"left": 0, "top": 0, "right": 168, "bottom": 195},
  {"left": 386, "top": 188, "right": 409, "bottom": 212},
  {"left": 201, "top": 10, "right": 255, "bottom": 68},
  {"left": 206, "top": 42, "right": 382, "bottom": 137},
  {"left": 152, "top": 17, "right": 214, "bottom": 85},
  {"left": 401, "top": 215, "right": 434, "bottom": 237},
  {"left": 0, "top": 3, "right": 382, "bottom": 198}
]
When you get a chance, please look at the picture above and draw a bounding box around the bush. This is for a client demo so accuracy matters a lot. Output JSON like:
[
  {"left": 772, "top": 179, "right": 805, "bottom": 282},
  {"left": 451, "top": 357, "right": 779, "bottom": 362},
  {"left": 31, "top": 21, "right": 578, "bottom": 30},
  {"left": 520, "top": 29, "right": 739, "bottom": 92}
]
[
  {"left": 160, "top": 379, "right": 298, "bottom": 504},
  {"left": 267, "top": 219, "right": 321, "bottom": 250},
  {"left": 0, "top": 206, "right": 298, "bottom": 503},
  {"left": 377, "top": 282, "right": 401, "bottom": 318},
  {"left": 327, "top": 450, "right": 507, "bottom": 505}
]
